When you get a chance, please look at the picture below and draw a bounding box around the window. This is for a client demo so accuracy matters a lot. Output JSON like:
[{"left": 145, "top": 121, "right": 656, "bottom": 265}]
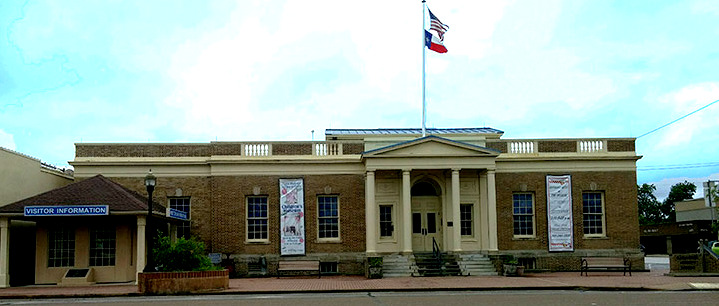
[
  {"left": 318, "top": 196, "right": 339, "bottom": 239},
  {"left": 513, "top": 193, "right": 535, "bottom": 237},
  {"left": 48, "top": 227, "right": 75, "bottom": 267},
  {"left": 169, "top": 197, "right": 191, "bottom": 239},
  {"left": 460, "top": 204, "right": 473, "bottom": 236},
  {"left": 90, "top": 227, "right": 116, "bottom": 266},
  {"left": 583, "top": 192, "right": 605, "bottom": 236},
  {"left": 320, "top": 262, "right": 338, "bottom": 274},
  {"left": 379, "top": 205, "right": 394, "bottom": 237},
  {"left": 247, "top": 196, "right": 268, "bottom": 241}
]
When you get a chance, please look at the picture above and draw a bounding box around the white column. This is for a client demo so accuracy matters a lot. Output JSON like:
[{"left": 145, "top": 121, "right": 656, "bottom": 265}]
[
  {"left": 487, "top": 169, "right": 498, "bottom": 251},
  {"left": 451, "top": 169, "right": 462, "bottom": 252},
  {"left": 0, "top": 218, "right": 10, "bottom": 288},
  {"left": 402, "top": 170, "right": 412, "bottom": 253},
  {"left": 136, "top": 215, "right": 147, "bottom": 283},
  {"left": 365, "top": 171, "right": 377, "bottom": 254},
  {"left": 479, "top": 172, "right": 489, "bottom": 250}
]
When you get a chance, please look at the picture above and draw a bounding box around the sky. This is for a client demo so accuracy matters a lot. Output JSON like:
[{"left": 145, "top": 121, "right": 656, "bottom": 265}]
[{"left": 1, "top": 0, "right": 718, "bottom": 200}]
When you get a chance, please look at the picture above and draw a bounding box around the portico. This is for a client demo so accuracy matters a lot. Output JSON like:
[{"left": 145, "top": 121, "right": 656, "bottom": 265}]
[{"left": 362, "top": 136, "right": 499, "bottom": 255}]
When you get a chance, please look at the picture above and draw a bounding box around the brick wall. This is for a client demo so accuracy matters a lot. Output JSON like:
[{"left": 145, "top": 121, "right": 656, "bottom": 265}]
[
  {"left": 485, "top": 141, "right": 507, "bottom": 153},
  {"left": 111, "top": 174, "right": 367, "bottom": 275},
  {"left": 342, "top": 143, "right": 365, "bottom": 154},
  {"left": 607, "top": 140, "right": 635, "bottom": 152},
  {"left": 107, "top": 176, "right": 214, "bottom": 246},
  {"left": 273, "top": 143, "right": 313, "bottom": 155},
  {"left": 76, "top": 144, "right": 212, "bottom": 157},
  {"left": 76, "top": 142, "right": 365, "bottom": 158},
  {"left": 495, "top": 171, "right": 641, "bottom": 271},
  {"left": 537, "top": 140, "right": 576, "bottom": 153},
  {"left": 138, "top": 270, "right": 229, "bottom": 294}
]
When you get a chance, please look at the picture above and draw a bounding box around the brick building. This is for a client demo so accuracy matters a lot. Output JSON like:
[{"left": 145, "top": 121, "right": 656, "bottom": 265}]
[{"left": 0, "top": 127, "right": 643, "bottom": 285}]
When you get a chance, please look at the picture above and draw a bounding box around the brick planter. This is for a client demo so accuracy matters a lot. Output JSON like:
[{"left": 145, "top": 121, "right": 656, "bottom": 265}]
[{"left": 138, "top": 270, "right": 229, "bottom": 295}]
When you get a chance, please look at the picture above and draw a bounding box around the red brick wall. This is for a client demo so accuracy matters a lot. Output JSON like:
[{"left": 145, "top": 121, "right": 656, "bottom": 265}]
[
  {"left": 138, "top": 270, "right": 229, "bottom": 294},
  {"left": 496, "top": 171, "right": 641, "bottom": 270},
  {"left": 209, "top": 174, "right": 366, "bottom": 254},
  {"left": 107, "top": 174, "right": 367, "bottom": 275}
]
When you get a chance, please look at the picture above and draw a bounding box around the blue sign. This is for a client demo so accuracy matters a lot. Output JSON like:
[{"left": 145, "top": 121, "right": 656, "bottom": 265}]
[
  {"left": 167, "top": 208, "right": 189, "bottom": 220},
  {"left": 24, "top": 205, "right": 109, "bottom": 217},
  {"left": 208, "top": 253, "right": 222, "bottom": 264}
]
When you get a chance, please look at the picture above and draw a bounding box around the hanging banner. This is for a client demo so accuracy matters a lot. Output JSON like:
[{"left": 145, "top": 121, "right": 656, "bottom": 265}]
[
  {"left": 279, "top": 178, "right": 305, "bottom": 256},
  {"left": 546, "top": 175, "right": 574, "bottom": 252}
]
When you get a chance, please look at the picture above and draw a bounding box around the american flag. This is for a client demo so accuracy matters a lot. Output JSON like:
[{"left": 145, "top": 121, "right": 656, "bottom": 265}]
[{"left": 428, "top": 9, "right": 449, "bottom": 40}]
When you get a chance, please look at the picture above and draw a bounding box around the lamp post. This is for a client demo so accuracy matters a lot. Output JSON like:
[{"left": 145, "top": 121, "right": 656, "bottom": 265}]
[{"left": 144, "top": 170, "right": 156, "bottom": 272}]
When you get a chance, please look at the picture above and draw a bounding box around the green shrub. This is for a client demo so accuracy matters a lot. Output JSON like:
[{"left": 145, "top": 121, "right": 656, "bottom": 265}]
[{"left": 153, "top": 235, "right": 218, "bottom": 272}]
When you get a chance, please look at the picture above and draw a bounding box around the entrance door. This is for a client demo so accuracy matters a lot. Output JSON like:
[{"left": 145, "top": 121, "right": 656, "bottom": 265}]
[{"left": 411, "top": 196, "right": 442, "bottom": 252}]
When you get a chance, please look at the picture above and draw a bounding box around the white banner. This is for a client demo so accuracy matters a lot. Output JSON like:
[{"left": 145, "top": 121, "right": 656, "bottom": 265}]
[
  {"left": 279, "top": 178, "right": 305, "bottom": 256},
  {"left": 546, "top": 175, "right": 574, "bottom": 252}
]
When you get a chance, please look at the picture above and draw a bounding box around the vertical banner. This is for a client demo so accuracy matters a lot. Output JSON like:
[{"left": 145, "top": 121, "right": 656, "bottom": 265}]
[
  {"left": 546, "top": 175, "right": 574, "bottom": 252},
  {"left": 279, "top": 178, "right": 305, "bottom": 256}
]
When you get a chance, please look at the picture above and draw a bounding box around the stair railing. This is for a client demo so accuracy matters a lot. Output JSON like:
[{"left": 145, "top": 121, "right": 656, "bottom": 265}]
[{"left": 432, "top": 237, "right": 444, "bottom": 275}]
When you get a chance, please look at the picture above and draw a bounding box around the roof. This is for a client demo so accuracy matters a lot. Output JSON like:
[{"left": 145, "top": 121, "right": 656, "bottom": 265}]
[
  {"left": 0, "top": 174, "right": 165, "bottom": 215},
  {"left": 325, "top": 127, "right": 504, "bottom": 136}
]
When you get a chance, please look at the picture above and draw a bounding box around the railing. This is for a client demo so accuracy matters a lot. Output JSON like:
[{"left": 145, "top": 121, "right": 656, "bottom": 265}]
[
  {"left": 499, "top": 139, "right": 622, "bottom": 155},
  {"left": 578, "top": 140, "right": 606, "bottom": 153},
  {"left": 314, "top": 142, "right": 341, "bottom": 156},
  {"left": 432, "top": 237, "right": 443, "bottom": 275},
  {"left": 243, "top": 143, "right": 271, "bottom": 156},
  {"left": 509, "top": 141, "right": 536, "bottom": 154}
]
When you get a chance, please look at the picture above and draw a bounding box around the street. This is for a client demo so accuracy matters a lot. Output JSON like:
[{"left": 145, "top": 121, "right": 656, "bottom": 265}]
[{"left": 1, "top": 290, "right": 717, "bottom": 306}]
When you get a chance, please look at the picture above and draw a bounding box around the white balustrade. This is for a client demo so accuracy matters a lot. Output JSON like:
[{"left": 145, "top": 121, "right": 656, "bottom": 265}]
[
  {"left": 509, "top": 141, "right": 535, "bottom": 154},
  {"left": 243, "top": 143, "right": 270, "bottom": 156},
  {"left": 578, "top": 140, "right": 605, "bottom": 153},
  {"left": 314, "top": 142, "right": 341, "bottom": 156}
]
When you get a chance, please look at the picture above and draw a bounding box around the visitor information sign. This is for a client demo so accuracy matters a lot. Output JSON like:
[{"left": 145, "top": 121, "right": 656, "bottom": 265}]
[
  {"left": 24, "top": 205, "right": 109, "bottom": 216},
  {"left": 279, "top": 178, "right": 305, "bottom": 255},
  {"left": 546, "top": 175, "right": 574, "bottom": 252}
]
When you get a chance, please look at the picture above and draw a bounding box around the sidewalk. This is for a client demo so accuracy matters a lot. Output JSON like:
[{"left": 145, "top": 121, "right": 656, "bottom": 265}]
[{"left": 1, "top": 270, "right": 718, "bottom": 299}]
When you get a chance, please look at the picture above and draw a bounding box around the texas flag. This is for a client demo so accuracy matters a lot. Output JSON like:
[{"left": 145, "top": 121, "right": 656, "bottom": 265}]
[
  {"left": 425, "top": 30, "right": 447, "bottom": 53},
  {"left": 425, "top": 8, "right": 449, "bottom": 53}
]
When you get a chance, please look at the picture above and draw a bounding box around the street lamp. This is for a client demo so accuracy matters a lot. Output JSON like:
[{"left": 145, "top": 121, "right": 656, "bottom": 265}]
[{"left": 144, "top": 170, "right": 156, "bottom": 272}]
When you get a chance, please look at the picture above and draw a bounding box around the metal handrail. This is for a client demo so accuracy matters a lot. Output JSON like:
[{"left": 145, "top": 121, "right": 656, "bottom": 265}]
[{"left": 432, "top": 237, "right": 443, "bottom": 275}]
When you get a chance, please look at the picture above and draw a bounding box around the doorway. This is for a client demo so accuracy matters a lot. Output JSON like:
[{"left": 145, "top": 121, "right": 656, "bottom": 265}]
[
  {"left": 410, "top": 179, "right": 443, "bottom": 252},
  {"left": 411, "top": 196, "right": 442, "bottom": 252}
]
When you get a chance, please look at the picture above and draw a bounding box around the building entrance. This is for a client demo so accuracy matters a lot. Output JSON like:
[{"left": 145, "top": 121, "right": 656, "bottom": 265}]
[{"left": 412, "top": 196, "right": 442, "bottom": 252}]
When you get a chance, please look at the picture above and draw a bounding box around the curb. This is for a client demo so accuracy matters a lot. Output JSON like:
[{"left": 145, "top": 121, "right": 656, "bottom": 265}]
[{"left": 0, "top": 285, "right": 701, "bottom": 300}]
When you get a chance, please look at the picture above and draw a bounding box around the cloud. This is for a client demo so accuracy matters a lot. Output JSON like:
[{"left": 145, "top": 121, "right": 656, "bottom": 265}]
[
  {"left": 0, "top": 130, "right": 16, "bottom": 151},
  {"left": 653, "top": 82, "right": 719, "bottom": 149},
  {"left": 647, "top": 172, "right": 719, "bottom": 201}
]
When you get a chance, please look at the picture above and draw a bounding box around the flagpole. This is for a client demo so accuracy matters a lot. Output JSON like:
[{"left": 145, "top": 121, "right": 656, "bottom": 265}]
[{"left": 422, "top": 0, "right": 427, "bottom": 137}]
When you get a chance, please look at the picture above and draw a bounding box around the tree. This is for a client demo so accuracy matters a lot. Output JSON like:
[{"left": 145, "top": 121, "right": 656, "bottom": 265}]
[
  {"left": 662, "top": 181, "right": 697, "bottom": 222},
  {"left": 638, "top": 183, "right": 663, "bottom": 225}
]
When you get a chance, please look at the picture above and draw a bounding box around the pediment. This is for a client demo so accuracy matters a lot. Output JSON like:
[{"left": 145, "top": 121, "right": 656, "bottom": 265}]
[{"left": 363, "top": 136, "right": 499, "bottom": 158}]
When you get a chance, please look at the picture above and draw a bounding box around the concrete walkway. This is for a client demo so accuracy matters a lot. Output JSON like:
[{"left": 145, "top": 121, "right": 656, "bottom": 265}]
[{"left": 1, "top": 270, "right": 718, "bottom": 299}]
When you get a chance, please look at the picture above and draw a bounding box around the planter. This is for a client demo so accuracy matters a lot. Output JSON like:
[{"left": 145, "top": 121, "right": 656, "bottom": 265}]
[
  {"left": 366, "top": 256, "right": 383, "bottom": 279},
  {"left": 503, "top": 264, "right": 525, "bottom": 277},
  {"left": 138, "top": 270, "right": 229, "bottom": 295}
]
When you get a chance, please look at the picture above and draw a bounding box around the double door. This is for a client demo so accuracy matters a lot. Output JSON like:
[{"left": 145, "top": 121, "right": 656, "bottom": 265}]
[{"left": 411, "top": 196, "right": 442, "bottom": 252}]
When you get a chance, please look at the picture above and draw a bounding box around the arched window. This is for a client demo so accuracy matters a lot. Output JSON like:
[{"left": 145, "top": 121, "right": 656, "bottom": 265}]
[{"left": 411, "top": 180, "right": 440, "bottom": 196}]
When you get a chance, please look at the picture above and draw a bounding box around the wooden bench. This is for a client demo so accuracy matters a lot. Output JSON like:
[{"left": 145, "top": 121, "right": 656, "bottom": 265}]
[
  {"left": 580, "top": 257, "right": 631, "bottom": 276},
  {"left": 277, "top": 260, "right": 321, "bottom": 278}
]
